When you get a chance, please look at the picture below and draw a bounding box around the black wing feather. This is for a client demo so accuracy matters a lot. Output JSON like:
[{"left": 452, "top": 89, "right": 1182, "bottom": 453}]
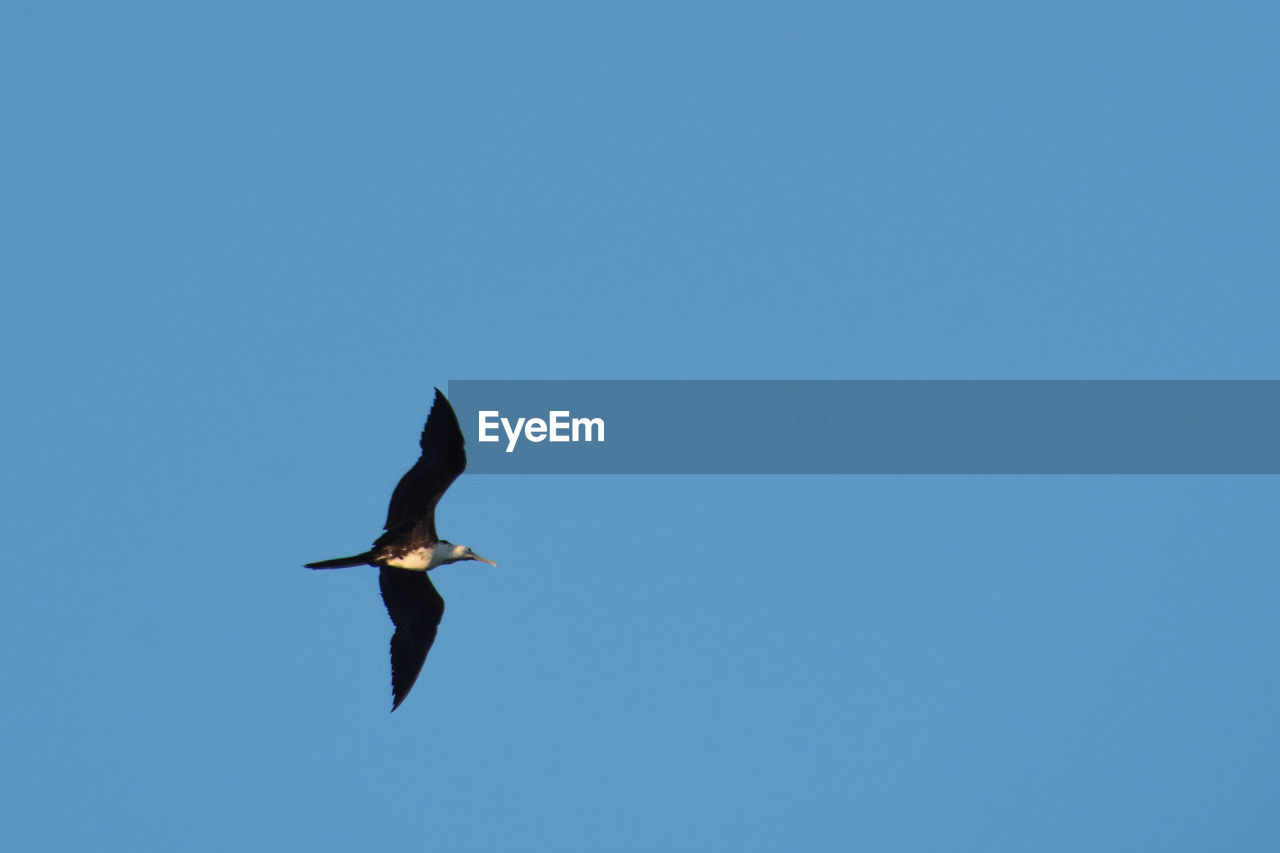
[
  {"left": 380, "top": 388, "right": 467, "bottom": 545},
  {"left": 379, "top": 567, "right": 446, "bottom": 711}
]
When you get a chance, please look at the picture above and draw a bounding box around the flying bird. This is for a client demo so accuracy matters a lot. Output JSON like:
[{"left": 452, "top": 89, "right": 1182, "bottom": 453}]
[{"left": 306, "top": 387, "right": 495, "bottom": 710}]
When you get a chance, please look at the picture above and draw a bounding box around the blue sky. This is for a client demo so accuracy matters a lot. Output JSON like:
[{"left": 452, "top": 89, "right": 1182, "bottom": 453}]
[{"left": 3, "top": 2, "right": 1279, "bottom": 850}]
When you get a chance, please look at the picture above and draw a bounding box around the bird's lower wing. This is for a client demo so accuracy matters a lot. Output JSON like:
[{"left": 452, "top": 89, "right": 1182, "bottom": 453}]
[{"left": 378, "top": 567, "right": 446, "bottom": 711}]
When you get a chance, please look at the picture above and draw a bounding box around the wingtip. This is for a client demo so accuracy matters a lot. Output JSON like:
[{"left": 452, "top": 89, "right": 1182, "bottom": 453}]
[{"left": 428, "top": 386, "right": 448, "bottom": 414}]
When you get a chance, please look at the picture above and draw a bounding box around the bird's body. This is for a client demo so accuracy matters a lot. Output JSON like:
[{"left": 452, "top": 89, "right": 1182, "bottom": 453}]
[
  {"left": 306, "top": 388, "right": 495, "bottom": 710},
  {"left": 380, "top": 544, "right": 438, "bottom": 571}
]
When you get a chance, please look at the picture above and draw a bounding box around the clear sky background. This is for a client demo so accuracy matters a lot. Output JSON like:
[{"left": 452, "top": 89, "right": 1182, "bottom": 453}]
[{"left": 3, "top": 2, "right": 1279, "bottom": 850}]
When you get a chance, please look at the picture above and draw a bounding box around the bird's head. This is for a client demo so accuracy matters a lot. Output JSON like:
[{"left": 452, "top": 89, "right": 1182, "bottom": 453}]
[{"left": 440, "top": 541, "right": 497, "bottom": 567}]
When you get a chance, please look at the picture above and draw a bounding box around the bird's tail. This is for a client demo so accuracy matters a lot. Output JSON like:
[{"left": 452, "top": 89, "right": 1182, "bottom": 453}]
[{"left": 305, "top": 552, "right": 375, "bottom": 570}]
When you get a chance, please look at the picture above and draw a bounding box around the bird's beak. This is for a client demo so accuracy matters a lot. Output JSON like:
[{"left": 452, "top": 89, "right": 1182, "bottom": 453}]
[{"left": 472, "top": 554, "right": 497, "bottom": 567}]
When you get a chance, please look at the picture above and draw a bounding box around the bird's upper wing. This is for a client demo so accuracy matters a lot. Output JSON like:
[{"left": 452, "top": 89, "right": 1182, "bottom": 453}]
[
  {"left": 381, "top": 388, "right": 467, "bottom": 544},
  {"left": 379, "top": 566, "right": 446, "bottom": 711}
]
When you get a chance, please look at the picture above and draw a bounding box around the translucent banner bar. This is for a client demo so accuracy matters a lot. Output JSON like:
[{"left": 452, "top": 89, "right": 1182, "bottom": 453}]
[{"left": 445, "top": 380, "right": 1280, "bottom": 474}]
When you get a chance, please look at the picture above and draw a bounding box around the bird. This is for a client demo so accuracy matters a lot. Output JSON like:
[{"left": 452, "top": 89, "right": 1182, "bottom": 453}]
[{"left": 306, "top": 387, "right": 496, "bottom": 711}]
